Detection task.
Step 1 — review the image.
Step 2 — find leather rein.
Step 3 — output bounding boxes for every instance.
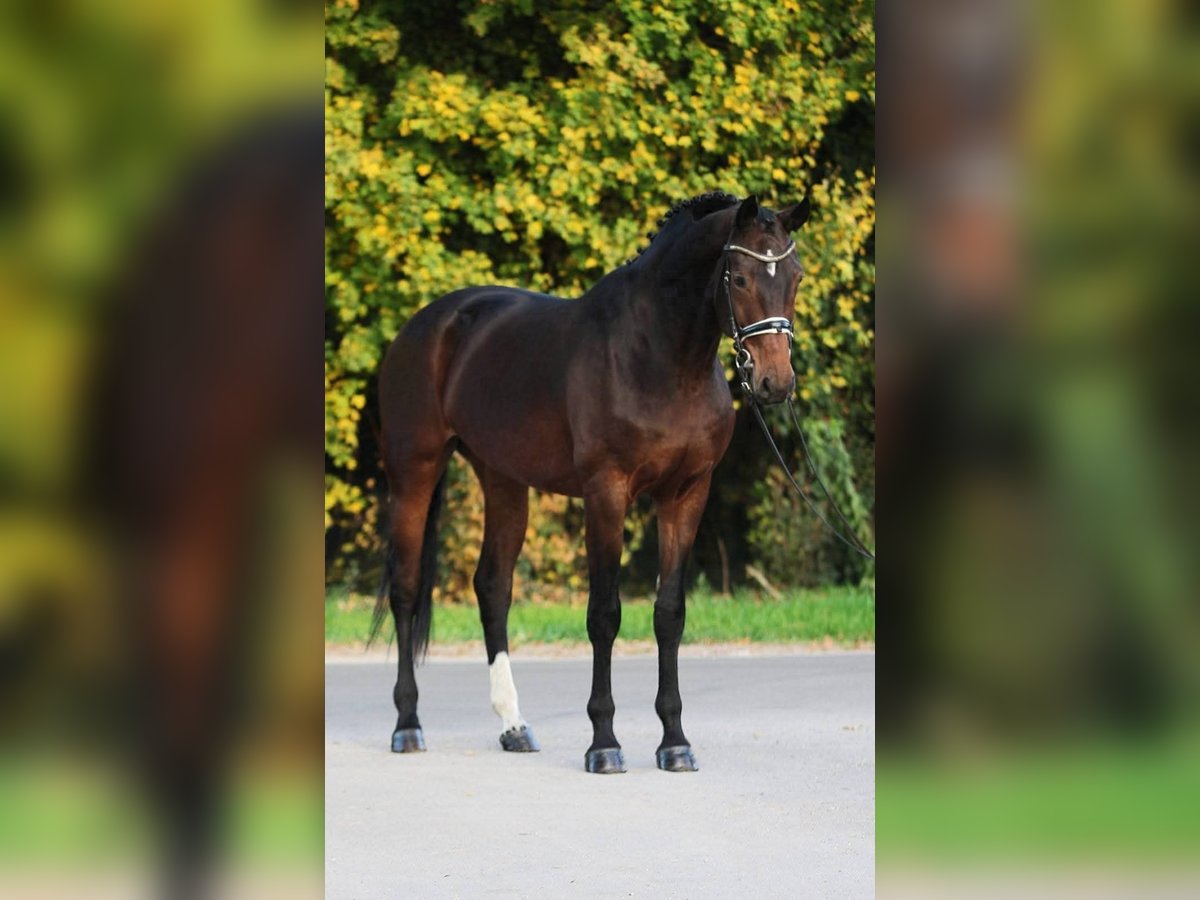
[718,238,877,562]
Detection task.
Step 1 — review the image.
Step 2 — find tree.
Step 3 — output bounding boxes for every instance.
[325,0,875,593]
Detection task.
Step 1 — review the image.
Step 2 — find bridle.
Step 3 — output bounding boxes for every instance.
[720,238,797,396]
[718,232,877,562]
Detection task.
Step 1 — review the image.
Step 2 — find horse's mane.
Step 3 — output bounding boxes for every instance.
[626,190,740,265]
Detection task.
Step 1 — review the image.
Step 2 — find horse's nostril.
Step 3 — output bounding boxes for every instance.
[761,377,772,394]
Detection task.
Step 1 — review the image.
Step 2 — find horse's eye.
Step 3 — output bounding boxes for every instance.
[733,274,747,288]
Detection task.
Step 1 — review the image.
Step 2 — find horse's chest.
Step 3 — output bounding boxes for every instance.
[619,410,730,500]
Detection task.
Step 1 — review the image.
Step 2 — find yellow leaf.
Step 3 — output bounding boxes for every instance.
[416,163,432,177]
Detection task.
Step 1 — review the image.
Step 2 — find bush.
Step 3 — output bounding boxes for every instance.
[325,0,875,593]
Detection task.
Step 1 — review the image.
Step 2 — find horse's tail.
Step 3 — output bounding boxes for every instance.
[369,469,448,659]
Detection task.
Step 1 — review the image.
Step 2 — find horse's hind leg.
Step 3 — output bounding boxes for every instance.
[382,445,452,752]
[471,464,538,751]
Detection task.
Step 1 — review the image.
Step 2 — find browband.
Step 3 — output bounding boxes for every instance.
[722,240,796,263]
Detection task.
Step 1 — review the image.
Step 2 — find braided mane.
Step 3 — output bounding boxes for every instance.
[627,190,740,264]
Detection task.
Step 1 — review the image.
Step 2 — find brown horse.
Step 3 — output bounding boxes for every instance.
[375,191,810,772]
[92,113,321,892]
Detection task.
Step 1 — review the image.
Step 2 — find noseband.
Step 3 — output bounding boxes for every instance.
[721,239,796,395]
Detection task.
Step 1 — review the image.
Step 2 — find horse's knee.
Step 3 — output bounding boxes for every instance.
[586,600,620,643]
[653,599,684,625]
[653,597,685,638]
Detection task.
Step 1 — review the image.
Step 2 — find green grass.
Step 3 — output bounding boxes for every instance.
[0,757,320,865]
[878,736,1200,862]
[325,585,874,647]
[0,758,148,862]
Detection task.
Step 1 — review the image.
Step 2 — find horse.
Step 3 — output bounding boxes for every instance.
[374,190,810,773]
[92,112,322,892]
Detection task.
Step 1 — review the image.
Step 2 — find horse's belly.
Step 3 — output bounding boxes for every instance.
[447,373,580,494]
[441,297,582,492]
[468,421,580,495]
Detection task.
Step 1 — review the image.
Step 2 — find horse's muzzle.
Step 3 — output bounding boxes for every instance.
[755,374,795,405]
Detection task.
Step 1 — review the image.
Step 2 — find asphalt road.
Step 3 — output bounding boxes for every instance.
[326,651,874,898]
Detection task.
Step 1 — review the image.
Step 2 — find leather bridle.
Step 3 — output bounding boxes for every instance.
[720,238,797,396]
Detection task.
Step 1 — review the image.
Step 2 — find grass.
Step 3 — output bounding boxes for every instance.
[325,584,874,647]
[877,735,1200,862]
[0,756,320,865]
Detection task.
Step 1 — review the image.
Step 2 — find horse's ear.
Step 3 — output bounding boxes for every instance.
[735,194,760,228]
[778,196,812,232]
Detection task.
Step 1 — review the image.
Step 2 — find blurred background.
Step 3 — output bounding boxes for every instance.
[879,0,1199,894]
[324,0,876,613]
[7,0,1198,894]
[0,2,321,898]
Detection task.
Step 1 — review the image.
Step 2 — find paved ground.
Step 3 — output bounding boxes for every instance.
[326,651,874,898]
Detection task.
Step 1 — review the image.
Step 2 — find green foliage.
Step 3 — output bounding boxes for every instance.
[747,414,875,586]
[325,0,875,591]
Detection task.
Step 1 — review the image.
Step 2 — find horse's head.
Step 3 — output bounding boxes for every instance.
[716,194,811,405]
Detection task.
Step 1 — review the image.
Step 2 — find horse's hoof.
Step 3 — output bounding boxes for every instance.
[499,725,540,752]
[391,727,426,753]
[584,747,626,774]
[656,745,698,772]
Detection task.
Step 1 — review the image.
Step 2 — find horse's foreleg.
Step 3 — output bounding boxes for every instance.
[652,478,712,772]
[473,470,538,751]
[583,480,628,773]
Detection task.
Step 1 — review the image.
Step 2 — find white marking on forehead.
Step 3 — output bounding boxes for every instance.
[766,261,777,278]
[489,652,525,732]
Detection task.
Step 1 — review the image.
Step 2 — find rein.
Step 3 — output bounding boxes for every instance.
[720,239,877,563]
[746,398,877,561]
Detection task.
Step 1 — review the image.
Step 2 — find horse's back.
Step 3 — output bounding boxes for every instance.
[384,285,571,390]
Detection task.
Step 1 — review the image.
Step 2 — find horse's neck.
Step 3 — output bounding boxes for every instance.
[575,213,730,385]
[629,218,728,375]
